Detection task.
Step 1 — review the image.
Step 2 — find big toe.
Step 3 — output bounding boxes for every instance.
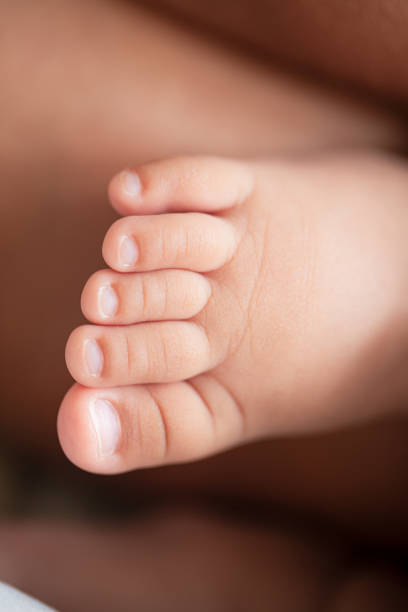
[57,375,245,474]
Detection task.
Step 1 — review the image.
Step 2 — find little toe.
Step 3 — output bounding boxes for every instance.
[81,269,211,325]
[102,212,240,273]
[108,155,254,215]
[57,375,245,474]
[65,321,213,387]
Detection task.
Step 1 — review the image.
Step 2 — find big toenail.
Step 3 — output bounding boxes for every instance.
[120,236,139,267]
[99,285,118,318]
[89,399,121,456]
[121,170,141,197]
[85,339,104,377]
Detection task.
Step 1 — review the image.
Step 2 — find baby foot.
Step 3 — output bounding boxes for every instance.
[58,154,408,473]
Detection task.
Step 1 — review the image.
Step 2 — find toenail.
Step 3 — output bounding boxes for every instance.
[85,339,104,377]
[119,236,139,267]
[89,398,121,456]
[98,285,119,318]
[121,170,142,197]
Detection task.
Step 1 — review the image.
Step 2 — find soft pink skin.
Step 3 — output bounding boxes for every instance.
[65,320,212,387]
[5,0,401,461]
[2,0,408,546]
[81,269,211,325]
[101,212,239,273]
[60,153,408,475]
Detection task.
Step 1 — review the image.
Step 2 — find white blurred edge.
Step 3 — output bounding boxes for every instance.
[0,582,56,611]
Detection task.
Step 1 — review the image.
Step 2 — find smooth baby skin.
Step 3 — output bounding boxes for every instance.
[59,154,408,473]
[2,0,403,459]
[1,0,407,548]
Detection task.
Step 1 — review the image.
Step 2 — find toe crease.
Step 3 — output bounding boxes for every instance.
[187,379,217,438]
[140,276,149,319]
[124,333,132,379]
[190,321,212,365]
[211,373,247,437]
[146,387,169,460]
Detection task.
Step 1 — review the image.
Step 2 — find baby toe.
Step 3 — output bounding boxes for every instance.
[108,155,254,215]
[102,212,239,273]
[65,321,213,387]
[81,269,211,325]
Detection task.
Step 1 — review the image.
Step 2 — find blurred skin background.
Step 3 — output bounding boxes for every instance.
[1,1,408,610]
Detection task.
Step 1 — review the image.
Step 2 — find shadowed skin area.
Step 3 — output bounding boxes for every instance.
[0,509,407,612]
[2,0,402,458]
[145,0,408,103]
[1,1,408,608]
[0,0,405,522]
